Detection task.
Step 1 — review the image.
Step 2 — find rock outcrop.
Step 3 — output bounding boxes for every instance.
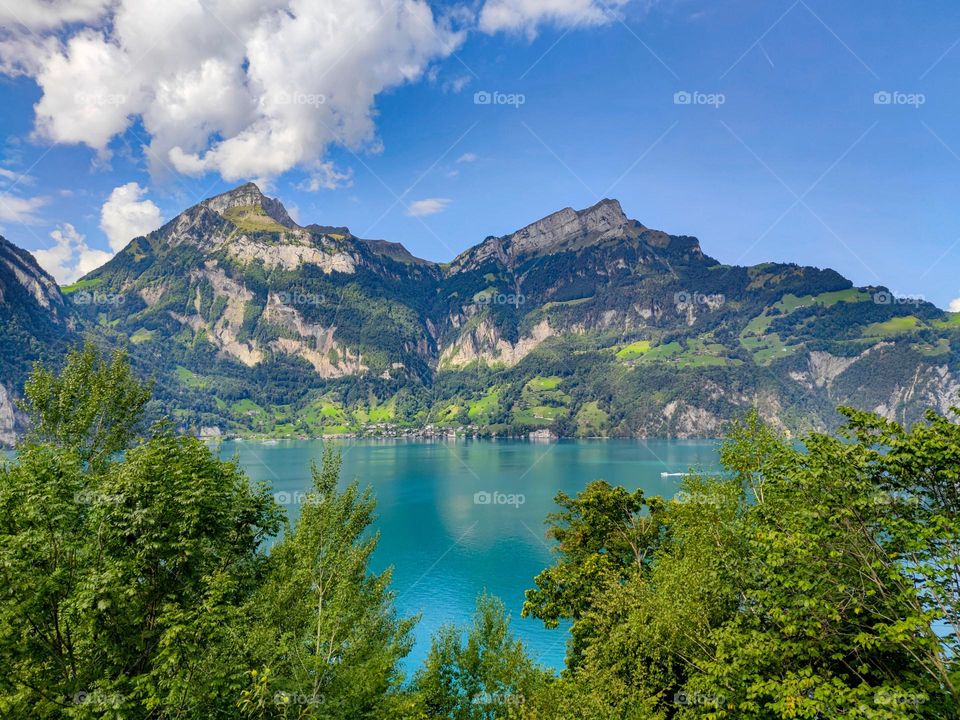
[202,182,298,228]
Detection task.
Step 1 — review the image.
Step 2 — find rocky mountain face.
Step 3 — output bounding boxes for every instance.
[2,183,959,442]
[436,198,711,370]
[448,199,635,272]
[201,182,298,228]
[0,236,74,444]
[77,183,441,384]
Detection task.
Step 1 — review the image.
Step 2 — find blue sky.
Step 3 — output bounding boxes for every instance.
[1,0,959,307]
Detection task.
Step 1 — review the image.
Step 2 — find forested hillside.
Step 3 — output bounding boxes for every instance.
[2,183,959,443]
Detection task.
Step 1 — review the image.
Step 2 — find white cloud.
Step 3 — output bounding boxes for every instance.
[479,0,631,36]
[99,182,162,252]
[33,30,145,150]
[33,183,161,284]
[949,298,960,313]
[407,197,451,217]
[0,193,47,223]
[0,167,24,183]
[1,0,465,181]
[0,0,112,32]
[296,162,354,192]
[0,2,638,183]
[33,223,113,284]
[457,152,478,163]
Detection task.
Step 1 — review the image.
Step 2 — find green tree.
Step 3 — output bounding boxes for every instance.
[413,593,550,719]
[682,410,959,718]
[20,343,152,469]
[0,346,282,718]
[522,481,665,669]
[525,409,960,719]
[241,447,415,719]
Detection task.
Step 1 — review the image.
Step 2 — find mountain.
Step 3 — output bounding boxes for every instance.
[2,182,959,442]
[77,182,441,373]
[436,198,712,369]
[431,200,959,436]
[0,236,75,443]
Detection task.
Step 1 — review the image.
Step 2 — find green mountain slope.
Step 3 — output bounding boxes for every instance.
[429,199,958,437]
[3,183,958,441]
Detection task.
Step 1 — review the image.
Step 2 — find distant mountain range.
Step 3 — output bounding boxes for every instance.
[1,182,958,444]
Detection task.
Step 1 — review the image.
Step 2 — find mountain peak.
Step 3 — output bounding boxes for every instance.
[507,198,631,256]
[202,182,265,211]
[579,198,627,224]
[201,182,298,229]
[360,238,434,266]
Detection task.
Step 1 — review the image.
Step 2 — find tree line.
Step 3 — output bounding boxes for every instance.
[0,345,957,718]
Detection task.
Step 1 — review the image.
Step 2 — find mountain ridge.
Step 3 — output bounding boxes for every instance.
[104,183,843,282]
[1,182,958,443]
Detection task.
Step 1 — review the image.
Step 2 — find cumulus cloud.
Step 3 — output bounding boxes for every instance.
[1,0,466,182]
[0,1,640,183]
[457,152,478,163]
[478,0,632,35]
[949,298,960,313]
[407,197,451,216]
[99,182,162,252]
[33,223,113,284]
[0,193,47,223]
[34,182,165,284]
[33,30,145,149]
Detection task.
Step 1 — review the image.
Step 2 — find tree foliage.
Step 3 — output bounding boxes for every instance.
[523,409,960,719]
[20,343,152,468]
[240,448,415,719]
[413,594,550,720]
[3,346,959,719]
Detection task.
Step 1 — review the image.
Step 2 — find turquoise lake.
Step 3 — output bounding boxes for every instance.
[219,438,724,674]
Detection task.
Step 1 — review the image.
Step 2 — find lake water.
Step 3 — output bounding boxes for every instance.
[219,438,723,674]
